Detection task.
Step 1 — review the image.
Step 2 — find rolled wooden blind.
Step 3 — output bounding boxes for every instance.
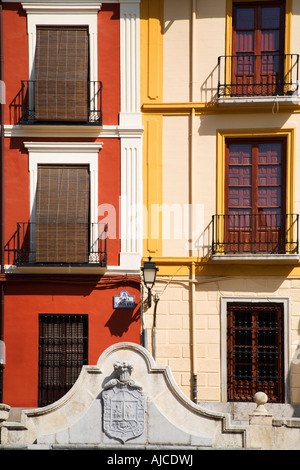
[36,165,90,263]
[35,26,89,122]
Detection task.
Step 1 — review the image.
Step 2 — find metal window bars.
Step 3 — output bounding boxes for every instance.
[21,80,103,125]
[217,54,299,99]
[38,314,88,407]
[212,213,299,255]
[227,302,284,403]
[16,222,107,266]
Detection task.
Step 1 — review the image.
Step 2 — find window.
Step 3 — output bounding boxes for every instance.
[38,314,88,407]
[36,165,90,264]
[18,142,107,268]
[21,3,102,125]
[35,26,89,122]
[232,1,285,96]
[227,302,284,402]
[225,138,287,253]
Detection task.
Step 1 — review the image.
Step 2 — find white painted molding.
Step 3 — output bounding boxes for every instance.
[119,137,143,270]
[3,1,140,4]
[119,2,141,127]
[24,141,101,263]
[4,124,143,138]
[21,2,101,83]
[24,141,103,152]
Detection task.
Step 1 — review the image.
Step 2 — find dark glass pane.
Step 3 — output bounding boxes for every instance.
[229,165,252,186]
[258,187,281,208]
[261,31,279,52]
[258,165,281,186]
[228,144,252,165]
[236,53,254,74]
[261,53,280,74]
[229,188,252,208]
[261,7,281,29]
[236,32,254,52]
[236,8,255,30]
[228,210,251,229]
[258,143,281,164]
[233,308,252,328]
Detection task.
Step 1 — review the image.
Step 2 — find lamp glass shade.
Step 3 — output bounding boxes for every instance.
[143,267,157,287]
[142,257,158,288]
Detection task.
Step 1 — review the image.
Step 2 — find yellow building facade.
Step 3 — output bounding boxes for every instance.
[140,0,300,408]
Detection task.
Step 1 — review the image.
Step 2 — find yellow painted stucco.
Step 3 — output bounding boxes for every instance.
[141,0,300,403]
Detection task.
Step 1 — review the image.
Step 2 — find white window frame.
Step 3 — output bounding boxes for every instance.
[24,141,102,263]
[22,1,101,116]
[22,1,101,82]
[220,297,290,403]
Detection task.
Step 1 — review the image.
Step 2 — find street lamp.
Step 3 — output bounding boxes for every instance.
[141,256,158,307]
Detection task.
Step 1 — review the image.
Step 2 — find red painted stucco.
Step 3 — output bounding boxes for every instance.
[2,3,28,125]
[3,278,141,407]
[1,3,140,407]
[99,3,120,125]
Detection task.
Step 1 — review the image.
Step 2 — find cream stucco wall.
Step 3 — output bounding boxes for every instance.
[142,0,300,405]
[163,0,300,104]
[144,276,300,403]
[162,112,300,258]
[163,0,190,102]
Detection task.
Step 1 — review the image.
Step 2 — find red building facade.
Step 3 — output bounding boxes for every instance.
[0,1,143,408]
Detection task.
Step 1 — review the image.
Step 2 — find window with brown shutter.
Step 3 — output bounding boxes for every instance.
[35,165,90,263]
[35,26,89,122]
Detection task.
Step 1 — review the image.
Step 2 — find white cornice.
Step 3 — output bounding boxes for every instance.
[4,124,143,138]
[23,141,103,152]
[3,0,140,2]
[21,1,102,13]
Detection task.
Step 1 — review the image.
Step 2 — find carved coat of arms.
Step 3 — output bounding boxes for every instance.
[102,361,146,443]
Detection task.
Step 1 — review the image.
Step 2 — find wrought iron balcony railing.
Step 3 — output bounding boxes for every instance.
[212,213,299,256]
[217,54,299,99]
[21,80,103,125]
[16,222,107,267]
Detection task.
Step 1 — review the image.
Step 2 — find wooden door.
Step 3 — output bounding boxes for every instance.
[225,139,286,253]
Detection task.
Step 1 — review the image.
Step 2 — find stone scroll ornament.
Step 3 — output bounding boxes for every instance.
[102,361,146,443]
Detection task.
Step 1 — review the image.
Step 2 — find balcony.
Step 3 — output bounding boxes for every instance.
[217,54,299,106]
[15,222,107,270]
[20,80,103,125]
[212,213,299,261]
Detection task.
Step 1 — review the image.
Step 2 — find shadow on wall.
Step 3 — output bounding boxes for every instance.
[288,317,300,416]
[200,64,219,104]
[105,307,140,337]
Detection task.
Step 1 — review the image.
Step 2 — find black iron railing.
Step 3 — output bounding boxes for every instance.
[212,213,299,255]
[16,222,107,266]
[217,54,299,98]
[21,80,103,125]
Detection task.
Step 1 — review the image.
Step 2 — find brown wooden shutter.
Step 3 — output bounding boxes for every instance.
[36,165,90,263]
[35,26,89,122]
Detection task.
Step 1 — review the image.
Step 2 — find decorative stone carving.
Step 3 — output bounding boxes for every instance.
[253,392,269,415]
[102,361,146,443]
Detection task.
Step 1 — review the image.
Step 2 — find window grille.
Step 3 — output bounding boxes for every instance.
[38,314,88,407]
[227,302,284,402]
